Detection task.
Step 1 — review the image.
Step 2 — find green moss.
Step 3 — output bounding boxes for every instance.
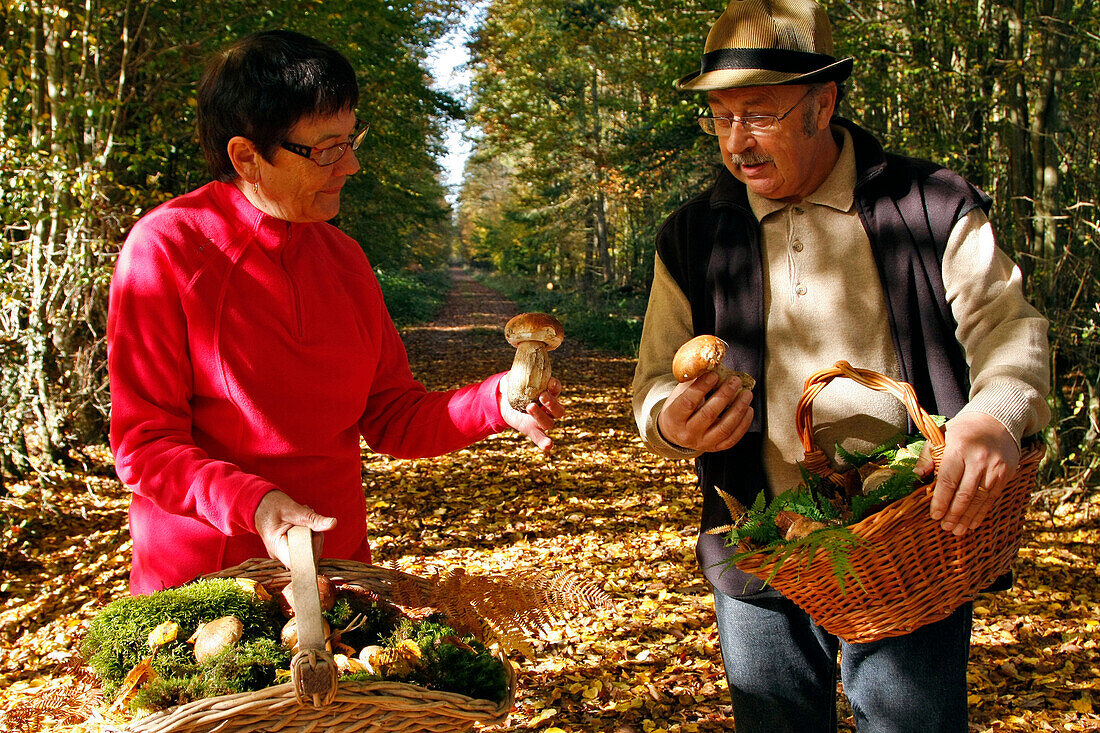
[81,578,283,697]
[83,580,506,713]
[338,671,385,683]
[129,637,289,714]
[386,616,508,704]
[326,595,356,627]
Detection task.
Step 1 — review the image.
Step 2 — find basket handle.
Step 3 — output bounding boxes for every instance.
[795,361,946,485]
[287,525,337,707]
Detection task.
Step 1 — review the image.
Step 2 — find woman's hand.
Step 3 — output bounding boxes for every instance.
[657,371,754,453]
[916,411,1021,536]
[499,375,565,452]
[253,490,337,568]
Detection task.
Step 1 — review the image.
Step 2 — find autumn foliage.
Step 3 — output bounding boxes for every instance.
[0,273,1096,732]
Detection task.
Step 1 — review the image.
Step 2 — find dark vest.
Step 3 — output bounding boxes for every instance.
[657,119,992,597]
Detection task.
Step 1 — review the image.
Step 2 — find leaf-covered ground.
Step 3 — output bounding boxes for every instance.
[1,270,1097,732]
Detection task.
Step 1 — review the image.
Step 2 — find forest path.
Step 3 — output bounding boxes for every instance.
[0,270,1096,732]
[367,268,733,729]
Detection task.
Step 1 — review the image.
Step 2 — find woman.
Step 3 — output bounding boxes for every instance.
[107,30,563,594]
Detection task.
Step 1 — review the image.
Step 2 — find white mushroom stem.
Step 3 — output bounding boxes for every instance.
[709,363,737,382]
[507,340,552,411]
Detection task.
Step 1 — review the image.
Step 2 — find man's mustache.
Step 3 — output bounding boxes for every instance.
[729,152,773,166]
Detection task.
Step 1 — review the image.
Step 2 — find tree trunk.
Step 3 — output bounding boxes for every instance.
[593,188,612,285]
[589,66,613,285]
[583,207,595,295]
[1000,0,1035,273]
[1030,2,1065,264]
[24,5,63,463]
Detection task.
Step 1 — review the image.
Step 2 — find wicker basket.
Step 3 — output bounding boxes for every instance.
[734,361,1044,644]
[123,527,515,733]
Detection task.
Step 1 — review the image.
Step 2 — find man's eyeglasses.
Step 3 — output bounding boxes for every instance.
[698,87,817,136]
[281,119,370,166]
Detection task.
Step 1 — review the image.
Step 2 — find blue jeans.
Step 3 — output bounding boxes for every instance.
[712,587,972,732]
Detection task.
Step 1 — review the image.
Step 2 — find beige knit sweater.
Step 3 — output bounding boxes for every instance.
[632,127,1050,497]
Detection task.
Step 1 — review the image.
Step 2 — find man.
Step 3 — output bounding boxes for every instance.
[631,1,1050,731]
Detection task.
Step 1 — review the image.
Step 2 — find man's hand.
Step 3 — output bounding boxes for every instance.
[657,372,754,453]
[916,411,1020,536]
[253,490,337,568]
[499,375,565,452]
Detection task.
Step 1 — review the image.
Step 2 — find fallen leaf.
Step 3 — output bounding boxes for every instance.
[109,656,158,712]
[147,620,179,650]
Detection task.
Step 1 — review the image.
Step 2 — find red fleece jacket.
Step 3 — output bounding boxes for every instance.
[108,181,507,594]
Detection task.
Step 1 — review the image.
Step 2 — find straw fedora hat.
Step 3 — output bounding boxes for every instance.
[676,0,854,91]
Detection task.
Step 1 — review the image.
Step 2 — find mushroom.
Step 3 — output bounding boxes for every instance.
[861,466,898,494]
[280,618,298,649]
[504,312,564,411]
[358,644,384,674]
[234,577,273,601]
[278,574,336,617]
[775,510,828,541]
[334,653,368,675]
[280,616,333,654]
[672,335,755,391]
[192,615,244,663]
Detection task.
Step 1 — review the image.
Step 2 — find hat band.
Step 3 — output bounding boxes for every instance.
[699,48,838,75]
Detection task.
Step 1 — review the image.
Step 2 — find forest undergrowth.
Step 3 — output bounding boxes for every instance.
[0,270,1096,732]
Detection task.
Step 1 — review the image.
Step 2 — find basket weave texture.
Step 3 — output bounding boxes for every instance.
[734,361,1044,644]
[123,556,515,733]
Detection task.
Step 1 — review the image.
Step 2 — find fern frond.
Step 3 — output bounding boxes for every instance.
[387,572,431,609]
[834,442,873,468]
[2,663,102,731]
[383,567,612,657]
[713,486,747,524]
[735,527,868,594]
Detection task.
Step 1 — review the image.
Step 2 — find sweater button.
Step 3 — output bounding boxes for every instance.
[792,240,804,252]
[795,285,807,296]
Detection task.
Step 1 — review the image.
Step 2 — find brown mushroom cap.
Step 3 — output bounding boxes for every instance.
[672,335,728,382]
[505,312,564,350]
[193,615,244,663]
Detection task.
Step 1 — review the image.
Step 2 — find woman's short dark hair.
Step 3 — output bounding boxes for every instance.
[197,30,359,181]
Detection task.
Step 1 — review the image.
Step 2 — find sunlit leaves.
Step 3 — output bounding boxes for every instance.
[460,0,717,286]
[0,259,1097,733]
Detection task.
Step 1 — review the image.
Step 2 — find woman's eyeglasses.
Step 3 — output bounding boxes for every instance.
[281,119,370,166]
